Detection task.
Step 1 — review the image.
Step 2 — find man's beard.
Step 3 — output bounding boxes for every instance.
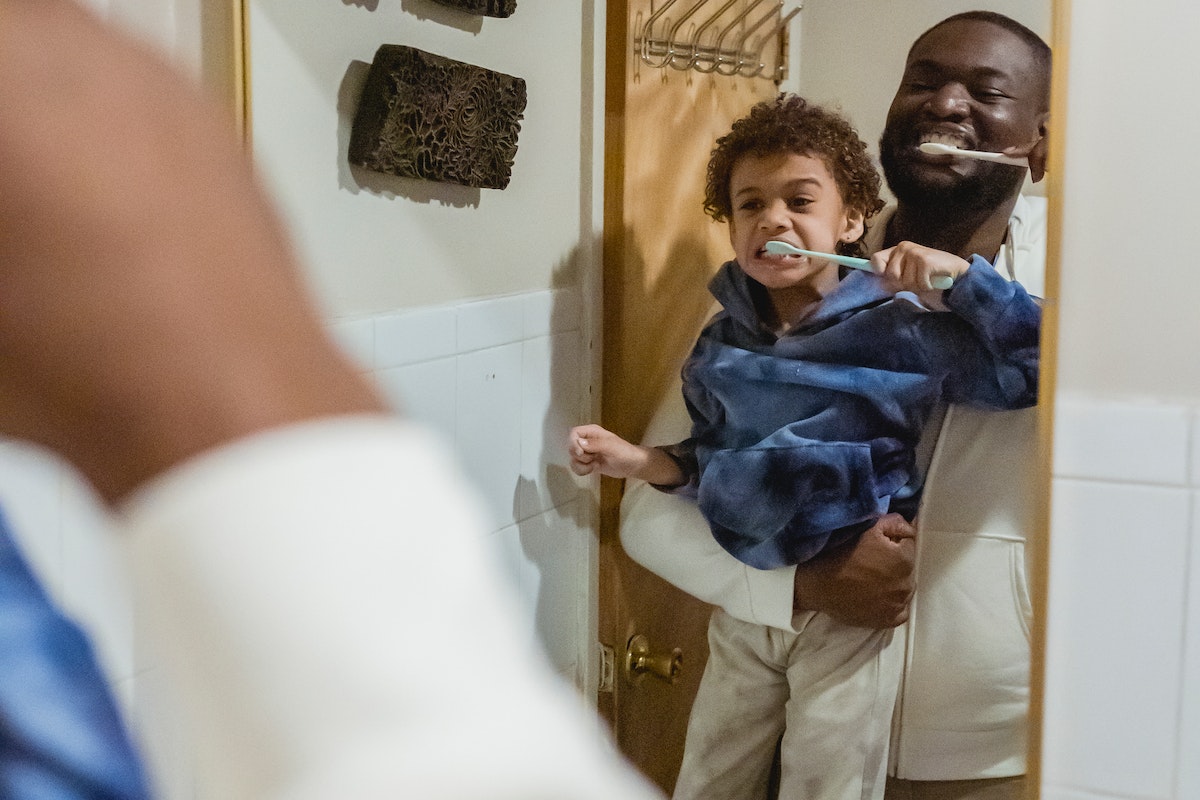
[879,130,1026,215]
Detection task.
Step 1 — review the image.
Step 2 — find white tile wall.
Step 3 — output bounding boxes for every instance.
[1180,492,1200,800]
[331,287,597,688]
[1043,394,1200,800]
[1052,397,1190,485]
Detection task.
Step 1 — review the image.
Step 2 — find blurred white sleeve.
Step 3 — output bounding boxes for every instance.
[619,386,799,632]
[620,482,798,632]
[119,416,662,800]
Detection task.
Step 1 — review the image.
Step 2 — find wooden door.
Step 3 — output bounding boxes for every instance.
[599,0,786,793]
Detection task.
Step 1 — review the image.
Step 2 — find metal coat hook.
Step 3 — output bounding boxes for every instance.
[734,5,801,79]
[638,0,687,69]
[680,0,741,71]
[634,0,800,81]
[714,0,775,76]
[659,0,712,70]
[693,0,766,75]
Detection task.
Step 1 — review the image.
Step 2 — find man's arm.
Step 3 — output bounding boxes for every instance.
[620,379,916,631]
[622,483,915,631]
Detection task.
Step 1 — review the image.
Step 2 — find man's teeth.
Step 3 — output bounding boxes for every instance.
[921,133,970,148]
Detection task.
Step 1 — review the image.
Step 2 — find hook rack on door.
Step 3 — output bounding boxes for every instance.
[633,0,800,81]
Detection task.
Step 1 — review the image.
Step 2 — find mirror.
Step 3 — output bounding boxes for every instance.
[606,0,1057,796]
[204,0,1060,796]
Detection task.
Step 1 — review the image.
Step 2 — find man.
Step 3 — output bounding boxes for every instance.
[0,2,664,798]
[620,12,1050,800]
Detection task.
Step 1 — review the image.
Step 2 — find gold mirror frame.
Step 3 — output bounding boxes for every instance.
[202,0,249,141]
[210,0,1071,793]
[1029,0,1070,792]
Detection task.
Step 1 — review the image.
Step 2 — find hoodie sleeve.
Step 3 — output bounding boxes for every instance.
[930,255,1042,410]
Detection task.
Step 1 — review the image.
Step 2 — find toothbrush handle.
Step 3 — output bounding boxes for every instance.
[762,243,954,289]
[841,257,954,290]
[979,153,1030,168]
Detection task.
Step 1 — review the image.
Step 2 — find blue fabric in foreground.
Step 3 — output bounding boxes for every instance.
[0,508,152,800]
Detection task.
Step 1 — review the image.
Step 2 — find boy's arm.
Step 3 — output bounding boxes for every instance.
[936,257,1042,409]
[872,242,1040,409]
[568,424,686,486]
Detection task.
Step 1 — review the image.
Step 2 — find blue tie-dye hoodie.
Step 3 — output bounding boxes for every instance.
[674,256,1040,569]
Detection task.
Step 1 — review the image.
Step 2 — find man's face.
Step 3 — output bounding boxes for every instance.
[879,19,1048,211]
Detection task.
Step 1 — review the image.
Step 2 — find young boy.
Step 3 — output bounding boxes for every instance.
[569,95,1040,800]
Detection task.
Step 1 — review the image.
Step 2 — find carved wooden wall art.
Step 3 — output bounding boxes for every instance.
[429,0,516,17]
[349,45,527,190]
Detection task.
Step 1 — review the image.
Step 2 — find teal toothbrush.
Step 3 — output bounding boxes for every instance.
[763,240,953,290]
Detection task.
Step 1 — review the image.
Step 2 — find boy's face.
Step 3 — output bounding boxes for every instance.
[728,151,864,293]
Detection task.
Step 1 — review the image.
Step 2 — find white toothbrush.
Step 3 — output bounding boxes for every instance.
[918,141,1029,168]
[764,240,953,290]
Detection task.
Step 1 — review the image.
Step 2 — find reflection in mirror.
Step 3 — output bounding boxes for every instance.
[605,1,1054,797]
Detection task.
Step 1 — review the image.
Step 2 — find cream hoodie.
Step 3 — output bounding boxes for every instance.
[620,195,1047,779]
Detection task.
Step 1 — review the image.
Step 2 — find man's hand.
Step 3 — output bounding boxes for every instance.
[793,514,916,628]
[1002,131,1049,183]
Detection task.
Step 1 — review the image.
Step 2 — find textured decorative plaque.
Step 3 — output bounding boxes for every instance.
[348,45,527,190]
[429,0,516,17]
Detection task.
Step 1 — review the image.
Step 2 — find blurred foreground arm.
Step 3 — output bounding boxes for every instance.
[0,3,661,797]
[0,0,385,503]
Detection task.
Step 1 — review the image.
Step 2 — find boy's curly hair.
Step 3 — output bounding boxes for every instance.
[704,94,884,255]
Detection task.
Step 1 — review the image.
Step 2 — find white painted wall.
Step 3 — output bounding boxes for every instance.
[1053,1,1200,403]
[1042,1,1200,798]
[246,1,603,317]
[239,0,606,696]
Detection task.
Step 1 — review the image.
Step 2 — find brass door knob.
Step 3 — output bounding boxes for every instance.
[624,633,683,685]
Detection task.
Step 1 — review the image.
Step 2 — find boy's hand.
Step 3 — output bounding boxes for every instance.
[870,242,971,310]
[568,424,647,479]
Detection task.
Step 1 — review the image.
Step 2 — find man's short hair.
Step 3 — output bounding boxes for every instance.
[911,11,1051,108]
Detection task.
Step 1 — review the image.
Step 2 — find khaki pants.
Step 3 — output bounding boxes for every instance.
[673,609,901,800]
[884,776,1025,800]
